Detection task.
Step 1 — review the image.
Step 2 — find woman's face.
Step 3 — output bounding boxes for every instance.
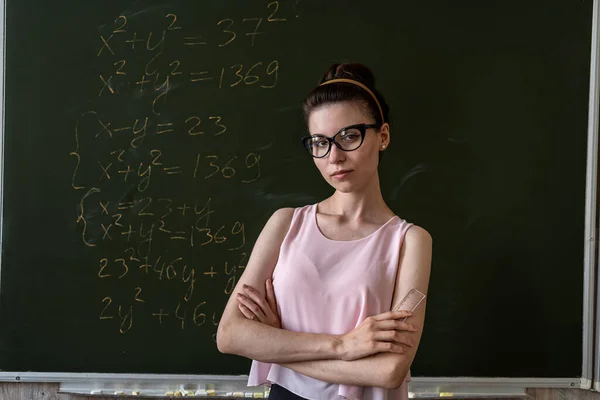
[307,102,389,193]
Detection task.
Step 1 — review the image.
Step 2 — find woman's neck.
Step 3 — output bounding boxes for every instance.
[324,174,392,223]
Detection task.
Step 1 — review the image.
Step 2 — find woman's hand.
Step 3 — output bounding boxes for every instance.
[337,311,418,361]
[236,279,281,329]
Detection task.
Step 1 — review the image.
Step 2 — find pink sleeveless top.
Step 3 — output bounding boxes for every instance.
[248,204,414,400]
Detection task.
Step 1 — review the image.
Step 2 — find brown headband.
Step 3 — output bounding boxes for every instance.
[319,78,385,123]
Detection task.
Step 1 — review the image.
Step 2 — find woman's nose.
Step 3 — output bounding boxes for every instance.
[328,143,345,163]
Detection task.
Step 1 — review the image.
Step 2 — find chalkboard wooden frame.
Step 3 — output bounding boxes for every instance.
[0,0,598,396]
[583,0,600,392]
[591,0,600,392]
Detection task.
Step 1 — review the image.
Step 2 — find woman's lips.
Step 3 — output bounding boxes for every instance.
[331,170,353,180]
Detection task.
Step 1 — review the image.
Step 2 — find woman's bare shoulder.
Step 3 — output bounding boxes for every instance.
[264,207,295,237]
[405,225,432,246]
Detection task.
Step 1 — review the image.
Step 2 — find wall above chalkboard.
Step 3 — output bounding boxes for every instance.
[0,0,593,380]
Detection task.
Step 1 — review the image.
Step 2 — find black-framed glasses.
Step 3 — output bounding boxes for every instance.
[301,123,379,158]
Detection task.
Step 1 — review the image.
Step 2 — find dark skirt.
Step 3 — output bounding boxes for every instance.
[268,384,308,399]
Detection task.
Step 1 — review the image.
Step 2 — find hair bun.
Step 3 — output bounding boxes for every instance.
[320,63,376,88]
[306,62,389,126]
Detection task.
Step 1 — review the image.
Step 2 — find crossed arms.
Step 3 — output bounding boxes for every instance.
[217,208,432,389]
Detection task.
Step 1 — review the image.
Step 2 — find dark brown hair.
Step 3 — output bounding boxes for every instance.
[303,63,390,126]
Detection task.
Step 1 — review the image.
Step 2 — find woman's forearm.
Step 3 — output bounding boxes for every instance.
[217,317,342,363]
[220,316,408,388]
[280,353,407,389]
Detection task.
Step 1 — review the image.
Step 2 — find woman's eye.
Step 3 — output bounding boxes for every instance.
[341,134,359,141]
[313,139,328,147]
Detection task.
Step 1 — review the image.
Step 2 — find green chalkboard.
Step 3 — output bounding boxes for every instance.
[0,0,592,378]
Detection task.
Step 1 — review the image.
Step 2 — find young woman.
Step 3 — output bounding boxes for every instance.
[217,63,432,400]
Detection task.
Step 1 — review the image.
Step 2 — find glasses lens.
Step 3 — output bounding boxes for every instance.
[305,135,330,158]
[334,128,363,151]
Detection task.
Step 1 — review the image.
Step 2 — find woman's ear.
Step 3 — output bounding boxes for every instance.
[379,123,391,150]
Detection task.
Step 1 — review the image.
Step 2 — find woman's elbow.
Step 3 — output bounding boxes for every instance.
[382,362,410,390]
[216,320,236,354]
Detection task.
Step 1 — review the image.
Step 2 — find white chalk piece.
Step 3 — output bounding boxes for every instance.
[90,390,102,395]
[245,393,254,398]
[195,389,208,396]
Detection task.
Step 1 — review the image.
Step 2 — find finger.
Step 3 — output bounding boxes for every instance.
[243,283,278,323]
[373,310,413,321]
[238,303,256,320]
[242,284,270,315]
[374,331,415,347]
[237,293,267,321]
[376,320,419,332]
[266,279,278,313]
[376,341,408,354]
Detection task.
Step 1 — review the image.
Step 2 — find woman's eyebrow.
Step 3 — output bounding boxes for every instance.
[310,128,343,138]
[310,123,364,137]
